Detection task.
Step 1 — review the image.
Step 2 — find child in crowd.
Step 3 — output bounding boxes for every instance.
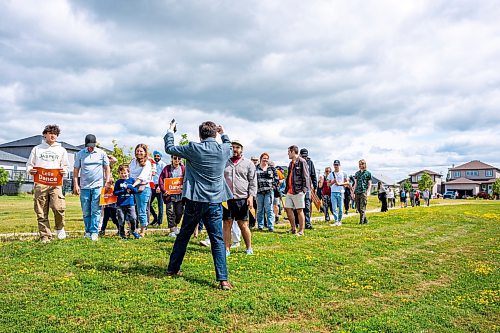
[113,164,141,240]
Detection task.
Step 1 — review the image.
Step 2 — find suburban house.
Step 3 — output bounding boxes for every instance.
[371,173,396,193]
[0,135,81,194]
[445,160,500,197]
[408,169,443,194]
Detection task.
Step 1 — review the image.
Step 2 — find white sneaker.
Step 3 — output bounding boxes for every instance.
[90,233,99,241]
[84,232,91,239]
[56,229,67,240]
[168,232,177,238]
[172,227,180,235]
[230,242,240,249]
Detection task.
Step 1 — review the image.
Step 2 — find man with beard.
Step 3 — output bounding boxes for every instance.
[223,141,257,256]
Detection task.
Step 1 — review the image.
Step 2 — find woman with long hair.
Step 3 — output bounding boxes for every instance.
[130,143,153,237]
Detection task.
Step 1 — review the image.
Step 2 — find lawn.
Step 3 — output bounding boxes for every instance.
[0,197,498,332]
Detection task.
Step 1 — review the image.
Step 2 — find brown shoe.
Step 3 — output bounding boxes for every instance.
[166,271,183,277]
[219,281,233,290]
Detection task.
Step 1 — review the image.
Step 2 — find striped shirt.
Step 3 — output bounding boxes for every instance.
[256,164,279,194]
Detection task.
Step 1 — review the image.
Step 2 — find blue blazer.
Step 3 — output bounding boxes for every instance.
[164,131,233,203]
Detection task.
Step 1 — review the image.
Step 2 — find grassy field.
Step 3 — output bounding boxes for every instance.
[0,197,498,332]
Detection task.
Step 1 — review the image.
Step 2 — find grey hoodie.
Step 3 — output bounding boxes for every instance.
[224,157,257,199]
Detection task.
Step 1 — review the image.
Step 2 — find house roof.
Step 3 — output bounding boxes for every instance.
[372,173,396,186]
[445,177,480,185]
[0,135,81,152]
[449,160,499,171]
[408,169,442,176]
[0,150,28,163]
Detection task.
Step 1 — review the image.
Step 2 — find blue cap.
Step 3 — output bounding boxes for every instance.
[153,150,162,157]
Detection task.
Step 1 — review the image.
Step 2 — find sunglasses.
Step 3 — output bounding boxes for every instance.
[172,157,181,160]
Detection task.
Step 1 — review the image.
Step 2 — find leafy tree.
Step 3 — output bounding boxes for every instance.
[493,178,500,199]
[109,140,133,180]
[418,173,434,192]
[402,179,412,192]
[0,167,9,195]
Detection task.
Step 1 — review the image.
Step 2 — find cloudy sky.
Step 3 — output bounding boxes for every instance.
[1,0,499,180]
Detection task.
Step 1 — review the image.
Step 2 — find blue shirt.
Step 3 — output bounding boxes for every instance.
[163,131,233,203]
[74,147,109,189]
[153,159,167,184]
[114,178,137,206]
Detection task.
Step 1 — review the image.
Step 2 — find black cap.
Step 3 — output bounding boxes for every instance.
[85,134,97,147]
[299,148,308,156]
[333,160,340,165]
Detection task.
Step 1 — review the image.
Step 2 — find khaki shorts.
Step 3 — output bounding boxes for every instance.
[285,192,306,209]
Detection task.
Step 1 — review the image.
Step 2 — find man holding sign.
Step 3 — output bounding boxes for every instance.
[158,155,185,237]
[26,125,70,243]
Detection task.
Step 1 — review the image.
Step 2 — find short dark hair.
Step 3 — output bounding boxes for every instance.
[118,164,130,172]
[199,121,217,140]
[42,124,60,136]
[288,145,298,154]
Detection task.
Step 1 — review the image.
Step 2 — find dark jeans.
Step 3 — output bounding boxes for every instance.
[150,186,164,225]
[322,194,333,220]
[304,191,312,228]
[116,205,137,237]
[167,200,227,281]
[355,193,368,224]
[379,192,388,212]
[344,195,351,213]
[166,200,184,228]
[101,206,118,232]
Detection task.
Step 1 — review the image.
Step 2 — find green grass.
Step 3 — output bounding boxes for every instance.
[0,197,498,332]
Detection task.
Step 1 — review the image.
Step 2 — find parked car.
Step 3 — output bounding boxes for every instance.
[443,191,456,199]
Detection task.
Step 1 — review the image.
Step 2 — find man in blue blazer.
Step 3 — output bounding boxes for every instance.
[164,120,234,290]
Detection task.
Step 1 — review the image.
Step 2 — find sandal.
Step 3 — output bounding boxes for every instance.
[219,281,233,290]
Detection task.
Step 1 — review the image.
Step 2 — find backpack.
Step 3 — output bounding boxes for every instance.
[400,190,406,198]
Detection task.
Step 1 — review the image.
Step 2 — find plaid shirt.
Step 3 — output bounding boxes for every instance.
[256,165,279,194]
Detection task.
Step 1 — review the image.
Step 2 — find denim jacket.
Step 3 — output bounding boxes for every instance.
[164,131,233,203]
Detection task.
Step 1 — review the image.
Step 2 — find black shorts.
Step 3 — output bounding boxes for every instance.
[223,198,249,221]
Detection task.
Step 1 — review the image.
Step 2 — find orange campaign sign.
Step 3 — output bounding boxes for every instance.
[33,167,63,186]
[99,187,118,206]
[164,177,183,195]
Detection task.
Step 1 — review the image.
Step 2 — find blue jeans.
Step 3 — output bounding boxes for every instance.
[331,192,343,222]
[134,187,151,227]
[167,199,227,281]
[80,188,102,234]
[256,191,274,230]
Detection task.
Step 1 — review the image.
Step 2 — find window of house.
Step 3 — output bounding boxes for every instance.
[485,170,493,177]
[453,171,461,178]
[465,170,478,177]
[417,175,422,181]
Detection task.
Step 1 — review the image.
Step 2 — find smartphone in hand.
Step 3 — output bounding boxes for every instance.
[171,118,177,133]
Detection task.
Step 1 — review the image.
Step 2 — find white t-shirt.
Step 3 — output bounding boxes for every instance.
[327,171,346,193]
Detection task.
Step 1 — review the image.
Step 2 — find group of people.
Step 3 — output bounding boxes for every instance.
[398,188,431,208]
[26,122,374,289]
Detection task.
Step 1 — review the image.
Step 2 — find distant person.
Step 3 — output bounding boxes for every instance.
[284,145,310,236]
[149,151,167,227]
[164,120,233,290]
[409,189,415,207]
[344,177,353,215]
[400,188,407,208]
[113,164,141,239]
[26,124,70,243]
[158,155,186,238]
[353,159,372,225]
[73,134,111,241]
[318,167,333,222]
[255,152,279,232]
[223,140,256,256]
[378,181,388,212]
[423,189,430,206]
[129,144,153,237]
[327,160,348,226]
[298,148,317,230]
[387,188,394,208]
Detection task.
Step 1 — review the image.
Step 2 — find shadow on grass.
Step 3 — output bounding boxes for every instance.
[73,260,216,288]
